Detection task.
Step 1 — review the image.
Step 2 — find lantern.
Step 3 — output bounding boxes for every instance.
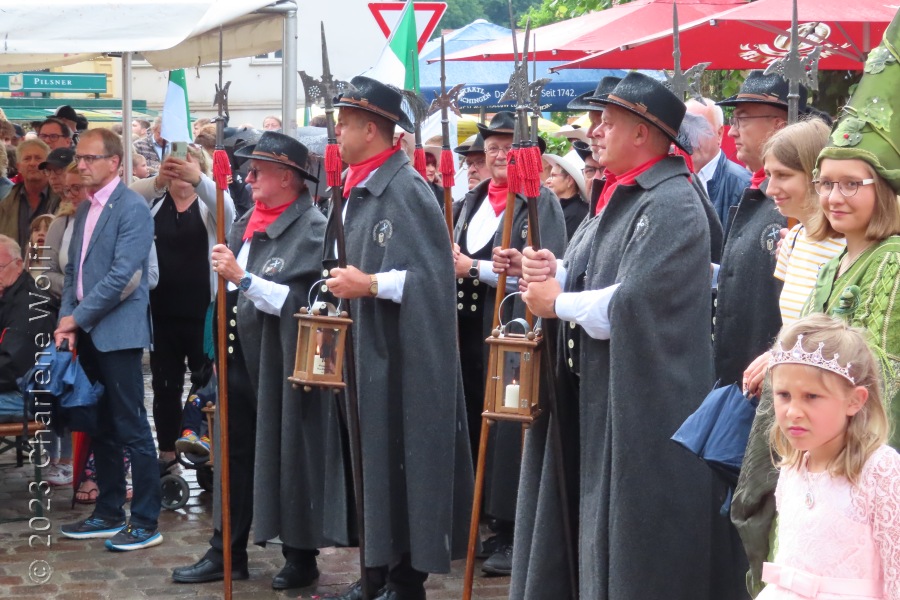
[289,291,351,391]
[483,317,543,424]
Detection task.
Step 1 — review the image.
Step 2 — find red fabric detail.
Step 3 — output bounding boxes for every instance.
[325,144,343,188]
[672,146,695,175]
[487,180,509,216]
[11,174,22,185]
[439,149,455,188]
[212,150,232,190]
[242,200,292,241]
[750,168,766,190]
[522,146,542,198]
[413,147,427,179]
[342,140,402,198]
[505,148,520,196]
[594,155,665,215]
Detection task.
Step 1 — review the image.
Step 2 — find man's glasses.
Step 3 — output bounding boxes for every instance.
[813,179,876,198]
[247,165,287,179]
[485,145,513,156]
[39,133,69,142]
[75,154,113,164]
[63,185,84,196]
[728,115,782,129]
[465,158,485,169]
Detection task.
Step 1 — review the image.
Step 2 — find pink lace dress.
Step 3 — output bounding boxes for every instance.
[758,446,900,600]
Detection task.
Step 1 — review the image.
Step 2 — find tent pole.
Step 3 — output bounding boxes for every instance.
[283,6,298,136]
[122,52,133,182]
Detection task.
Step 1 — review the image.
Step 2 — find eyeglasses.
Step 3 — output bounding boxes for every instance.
[0,259,17,271]
[728,115,782,129]
[583,167,599,178]
[547,172,564,179]
[75,154,113,164]
[39,133,69,142]
[465,158,485,168]
[247,165,287,179]
[813,179,876,198]
[63,185,84,196]
[485,145,513,156]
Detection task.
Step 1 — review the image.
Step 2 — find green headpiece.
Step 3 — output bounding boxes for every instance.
[817,8,900,193]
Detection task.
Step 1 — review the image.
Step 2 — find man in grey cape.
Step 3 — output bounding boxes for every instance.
[520,72,718,599]
[172,132,348,589]
[323,76,474,600]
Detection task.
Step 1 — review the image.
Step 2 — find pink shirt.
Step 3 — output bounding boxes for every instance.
[76,176,120,301]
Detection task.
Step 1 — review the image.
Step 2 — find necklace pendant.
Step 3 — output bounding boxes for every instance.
[805,491,815,509]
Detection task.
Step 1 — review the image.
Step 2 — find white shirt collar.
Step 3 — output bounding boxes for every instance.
[696,149,722,191]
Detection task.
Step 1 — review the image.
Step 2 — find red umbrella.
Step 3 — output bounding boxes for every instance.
[553,0,895,71]
[440,0,744,64]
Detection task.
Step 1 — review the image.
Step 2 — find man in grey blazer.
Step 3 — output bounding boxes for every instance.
[56,128,162,551]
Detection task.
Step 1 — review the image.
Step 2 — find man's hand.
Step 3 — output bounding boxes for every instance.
[326,266,372,299]
[453,243,474,279]
[522,278,562,318]
[54,315,78,349]
[522,247,557,283]
[493,247,523,278]
[211,244,242,285]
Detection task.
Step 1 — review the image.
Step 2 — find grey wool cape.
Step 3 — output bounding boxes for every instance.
[212,191,351,550]
[453,180,567,522]
[511,157,718,599]
[326,150,475,574]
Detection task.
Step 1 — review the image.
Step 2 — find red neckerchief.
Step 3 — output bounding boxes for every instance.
[672,146,695,175]
[343,139,402,198]
[243,200,292,241]
[750,168,766,190]
[594,155,665,215]
[487,180,509,216]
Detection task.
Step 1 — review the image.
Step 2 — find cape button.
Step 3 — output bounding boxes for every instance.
[568,339,575,349]
[228,346,234,354]
[569,321,576,329]
[472,293,478,300]
[457,303,464,310]
[458,291,464,298]
[470,305,477,311]
[473,280,479,286]
[230,319,236,327]
[458,278,464,284]
[228,333,235,341]
[568,357,574,368]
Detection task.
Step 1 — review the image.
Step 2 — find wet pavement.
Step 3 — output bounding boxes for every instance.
[0,356,510,599]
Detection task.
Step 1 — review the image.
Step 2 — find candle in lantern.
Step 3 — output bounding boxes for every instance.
[504,380,520,408]
[313,346,326,375]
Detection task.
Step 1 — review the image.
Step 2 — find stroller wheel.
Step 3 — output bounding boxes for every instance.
[196,466,214,493]
[160,474,190,510]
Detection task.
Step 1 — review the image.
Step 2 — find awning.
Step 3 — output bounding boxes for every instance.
[0,107,158,123]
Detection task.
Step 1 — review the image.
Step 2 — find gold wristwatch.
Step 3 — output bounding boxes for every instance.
[368,274,379,296]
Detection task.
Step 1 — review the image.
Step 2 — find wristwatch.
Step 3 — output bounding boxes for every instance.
[238,272,253,292]
[368,274,379,297]
[468,259,480,279]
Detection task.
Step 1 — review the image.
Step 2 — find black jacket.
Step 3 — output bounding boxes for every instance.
[0,271,56,392]
[707,152,752,237]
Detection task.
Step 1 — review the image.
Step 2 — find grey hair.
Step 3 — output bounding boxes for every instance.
[0,234,21,260]
[676,112,715,155]
[686,98,724,130]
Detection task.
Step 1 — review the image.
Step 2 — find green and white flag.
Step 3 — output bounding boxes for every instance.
[363,0,419,92]
[160,69,192,144]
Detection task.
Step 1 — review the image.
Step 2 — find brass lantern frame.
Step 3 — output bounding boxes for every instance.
[289,281,352,391]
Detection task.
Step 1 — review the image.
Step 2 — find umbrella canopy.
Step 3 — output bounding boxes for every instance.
[442,0,744,64]
[554,0,896,71]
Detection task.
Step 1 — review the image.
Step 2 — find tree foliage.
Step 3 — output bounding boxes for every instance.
[523,0,620,27]
[439,0,539,33]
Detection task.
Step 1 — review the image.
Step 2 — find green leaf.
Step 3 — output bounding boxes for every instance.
[865,45,897,75]
[831,117,866,147]
[859,96,892,132]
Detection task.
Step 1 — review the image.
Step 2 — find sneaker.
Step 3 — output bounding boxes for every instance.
[104,523,163,551]
[175,431,210,457]
[45,464,74,486]
[60,515,126,539]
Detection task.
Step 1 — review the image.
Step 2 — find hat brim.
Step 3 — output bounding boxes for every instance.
[566,91,606,112]
[543,153,587,201]
[591,96,680,145]
[38,160,68,170]
[716,95,790,111]
[333,99,415,134]
[476,123,515,139]
[234,144,320,183]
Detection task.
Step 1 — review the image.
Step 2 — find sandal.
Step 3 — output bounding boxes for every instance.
[75,479,99,504]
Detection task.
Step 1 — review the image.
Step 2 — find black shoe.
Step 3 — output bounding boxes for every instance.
[375,586,425,600]
[271,560,319,589]
[475,533,510,559]
[481,541,513,576]
[172,557,249,583]
[318,579,385,600]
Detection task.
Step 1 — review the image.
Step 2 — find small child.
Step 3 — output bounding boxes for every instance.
[174,389,214,461]
[760,314,900,599]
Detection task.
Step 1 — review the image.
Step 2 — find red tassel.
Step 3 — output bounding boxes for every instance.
[414,147,427,179]
[325,143,342,188]
[212,149,232,190]
[522,146,542,198]
[439,149,455,188]
[506,148,520,195]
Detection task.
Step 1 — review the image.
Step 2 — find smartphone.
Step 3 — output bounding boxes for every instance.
[170,141,188,160]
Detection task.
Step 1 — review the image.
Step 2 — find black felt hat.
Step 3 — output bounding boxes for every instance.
[476,111,516,139]
[572,140,592,162]
[234,131,318,183]
[717,70,806,112]
[39,147,75,170]
[454,133,484,155]
[54,105,78,123]
[565,76,622,111]
[333,75,414,133]
[592,72,685,143]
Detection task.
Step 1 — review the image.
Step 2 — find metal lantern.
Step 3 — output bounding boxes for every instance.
[483,305,543,424]
[289,281,352,391]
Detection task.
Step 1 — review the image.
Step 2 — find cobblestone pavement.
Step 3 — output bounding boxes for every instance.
[0,357,510,599]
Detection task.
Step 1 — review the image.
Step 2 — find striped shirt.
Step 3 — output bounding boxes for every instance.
[774,224,845,324]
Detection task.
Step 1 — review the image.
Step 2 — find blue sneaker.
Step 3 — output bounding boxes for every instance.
[104,522,163,551]
[60,515,126,539]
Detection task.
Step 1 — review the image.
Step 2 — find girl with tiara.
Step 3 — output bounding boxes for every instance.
[760,313,900,599]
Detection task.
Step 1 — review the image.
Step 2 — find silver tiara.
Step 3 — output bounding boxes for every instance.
[769,334,855,384]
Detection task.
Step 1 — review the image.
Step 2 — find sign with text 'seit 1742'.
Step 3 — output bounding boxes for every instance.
[0,72,107,93]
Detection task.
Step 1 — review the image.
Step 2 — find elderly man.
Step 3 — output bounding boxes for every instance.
[451,111,567,577]
[686,98,751,233]
[172,132,342,589]
[133,116,165,175]
[322,75,474,600]
[454,134,488,192]
[0,139,59,253]
[39,147,75,198]
[519,72,717,599]
[36,118,74,151]
[56,128,160,551]
[0,235,55,422]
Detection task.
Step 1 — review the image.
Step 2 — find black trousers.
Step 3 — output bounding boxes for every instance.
[361,553,427,600]
[149,314,207,451]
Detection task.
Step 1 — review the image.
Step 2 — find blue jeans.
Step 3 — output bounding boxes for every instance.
[0,390,26,423]
[77,331,161,530]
